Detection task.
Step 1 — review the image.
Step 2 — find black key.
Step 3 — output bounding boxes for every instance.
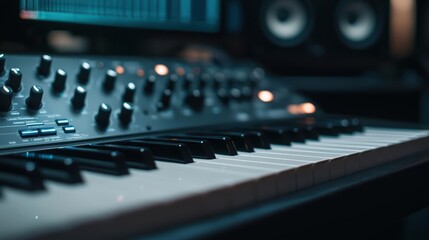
[0,157,44,191]
[84,144,157,170]
[268,126,307,143]
[148,137,216,159]
[41,147,129,175]
[163,134,237,156]
[233,130,271,149]
[189,132,254,152]
[114,140,194,164]
[9,152,83,184]
[249,127,292,145]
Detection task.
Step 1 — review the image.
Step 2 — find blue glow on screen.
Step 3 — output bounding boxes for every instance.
[20,0,221,32]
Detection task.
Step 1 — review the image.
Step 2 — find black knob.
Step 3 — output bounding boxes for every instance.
[185,89,205,111]
[71,86,87,109]
[214,73,226,89]
[103,69,117,91]
[119,102,134,125]
[52,69,67,92]
[0,54,5,76]
[123,82,136,102]
[6,68,22,92]
[37,55,52,77]
[26,85,44,109]
[157,89,172,110]
[199,73,211,89]
[144,74,156,94]
[77,62,91,84]
[95,103,112,128]
[167,74,178,90]
[184,73,195,90]
[0,85,13,111]
[217,88,229,105]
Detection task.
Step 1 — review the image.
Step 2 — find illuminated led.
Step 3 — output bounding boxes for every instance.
[115,66,125,75]
[288,102,316,115]
[136,68,145,77]
[258,90,274,103]
[154,64,169,76]
[176,67,186,76]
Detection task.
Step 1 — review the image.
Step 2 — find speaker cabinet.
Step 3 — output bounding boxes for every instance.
[244,0,391,74]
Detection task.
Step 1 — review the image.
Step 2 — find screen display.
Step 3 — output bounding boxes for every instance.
[20,0,221,32]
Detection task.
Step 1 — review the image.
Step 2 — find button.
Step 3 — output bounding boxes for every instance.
[19,129,39,138]
[56,119,69,126]
[63,126,76,133]
[39,127,57,136]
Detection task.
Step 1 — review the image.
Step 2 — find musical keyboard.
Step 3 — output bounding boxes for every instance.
[0,119,428,239]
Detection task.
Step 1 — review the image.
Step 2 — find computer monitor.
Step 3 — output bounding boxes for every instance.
[20,0,221,32]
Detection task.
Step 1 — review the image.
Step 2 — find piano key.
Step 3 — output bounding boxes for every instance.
[233,130,271,149]
[114,140,194,164]
[82,144,157,170]
[163,135,238,155]
[147,137,216,159]
[40,147,129,175]
[8,152,83,184]
[188,132,255,152]
[249,127,293,145]
[263,126,307,143]
[0,158,44,191]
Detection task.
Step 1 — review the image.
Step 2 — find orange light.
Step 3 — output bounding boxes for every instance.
[154,64,169,76]
[136,68,145,77]
[176,67,186,76]
[288,102,316,115]
[115,66,125,75]
[258,90,274,103]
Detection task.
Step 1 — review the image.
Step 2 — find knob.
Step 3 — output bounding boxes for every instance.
[95,103,112,128]
[119,102,134,125]
[71,86,87,109]
[37,55,52,77]
[144,74,156,94]
[184,73,195,90]
[0,85,13,111]
[199,73,211,89]
[167,74,178,90]
[123,82,136,102]
[52,69,67,92]
[103,69,117,91]
[0,54,5,76]
[214,73,226,89]
[185,89,205,111]
[217,88,229,105]
[6,68,22,92]
[77,62,91,84]
[26,85,44,109]
[157,89,172,110]
[241,86,253,100]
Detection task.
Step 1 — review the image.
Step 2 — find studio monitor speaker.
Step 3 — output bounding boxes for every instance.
[243,0,410,74]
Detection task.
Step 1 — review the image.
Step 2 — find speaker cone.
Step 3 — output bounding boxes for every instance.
[336,0,382,49]
[261,0,312,47]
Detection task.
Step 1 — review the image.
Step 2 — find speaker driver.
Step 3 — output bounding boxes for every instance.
[336,0,382,49]
[261,0,312,47]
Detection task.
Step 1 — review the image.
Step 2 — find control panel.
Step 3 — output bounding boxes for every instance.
[0,54,313,154]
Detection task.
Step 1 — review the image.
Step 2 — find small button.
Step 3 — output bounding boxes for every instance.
[19,129,39,138]
[56,119,69,126]
[39,127,57,136]
[63,126,76,133]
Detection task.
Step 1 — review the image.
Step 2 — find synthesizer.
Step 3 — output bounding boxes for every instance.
[0,54,428,239]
